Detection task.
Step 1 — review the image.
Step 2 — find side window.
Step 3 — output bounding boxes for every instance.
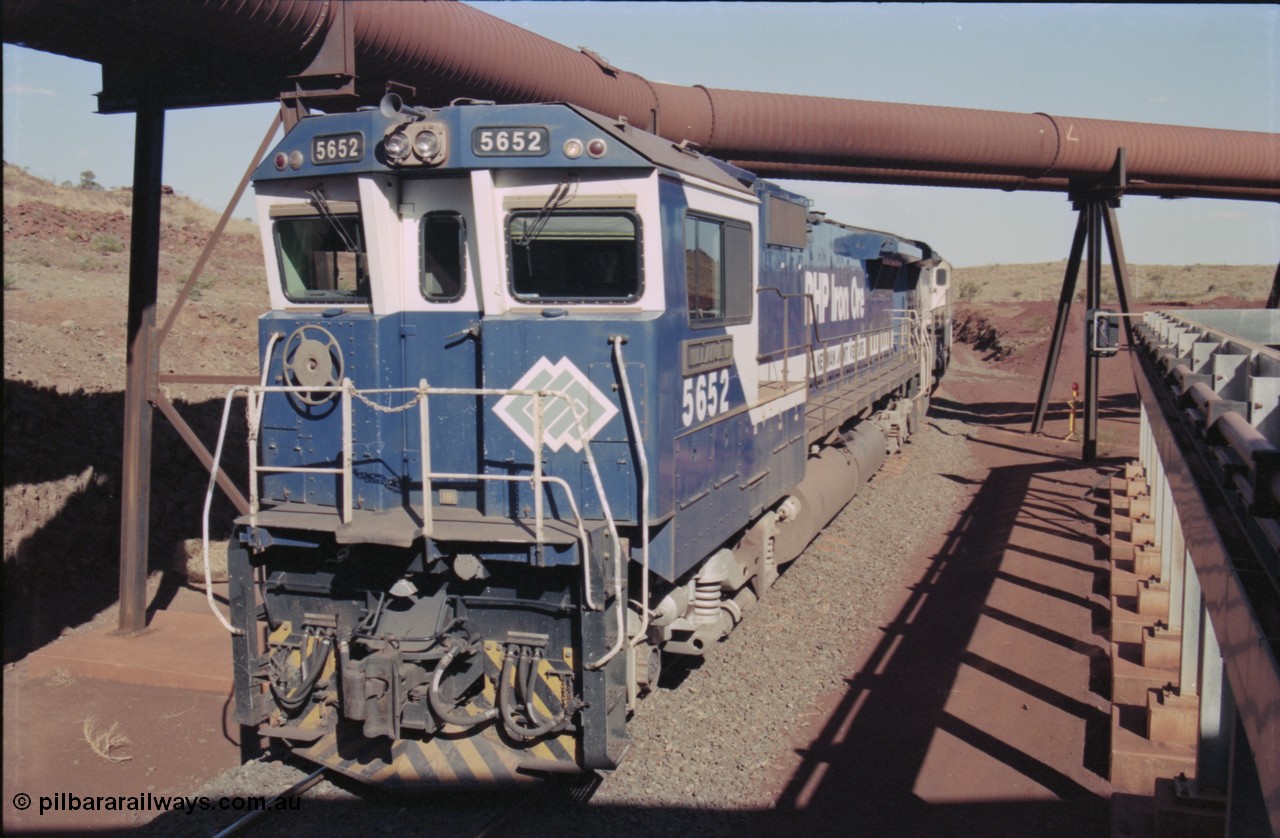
[685,213,752,326]
[507,211,640,302]
[867,258,900,292]
[273,210,369,303]
[935,268,949,287]
[421,212,465,301]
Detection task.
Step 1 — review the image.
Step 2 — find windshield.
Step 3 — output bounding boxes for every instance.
[507,211,640,302]
[274,213,369,303]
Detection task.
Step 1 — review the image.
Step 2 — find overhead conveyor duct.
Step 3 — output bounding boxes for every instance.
[4,0,1278,199]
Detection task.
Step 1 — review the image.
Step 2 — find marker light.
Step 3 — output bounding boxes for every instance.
[288,150,304,170]
[587,138,608,158]
[563,139,584,159]
[385,131,411,161]
[274,152,288,170]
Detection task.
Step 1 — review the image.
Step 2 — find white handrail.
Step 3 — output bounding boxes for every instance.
[418,379,432,535]
[214,378,626,649]
[340,379,353,524]
[613,337,651,652]
[201,386,248,635]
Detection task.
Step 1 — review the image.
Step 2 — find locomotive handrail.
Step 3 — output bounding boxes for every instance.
[756,287,808,387]
[612,336,652,663]
[753,292,927,440]
[891,308,930,389]
[408,378,628,667]
[219,377,627,643]
[198,332,283,635]
[757,286,922,393]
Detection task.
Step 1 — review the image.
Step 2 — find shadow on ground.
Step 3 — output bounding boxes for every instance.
[3,380,247,662]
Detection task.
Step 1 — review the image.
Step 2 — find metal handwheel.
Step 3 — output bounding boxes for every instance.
[282,325,344,405]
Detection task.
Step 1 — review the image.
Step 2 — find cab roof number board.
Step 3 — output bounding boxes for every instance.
[473,126,549,157]
[311,132,364,165]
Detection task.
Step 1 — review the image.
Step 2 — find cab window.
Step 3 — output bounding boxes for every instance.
[685,213,751,326]
[273,208,368,303]
[507,211,640,302]
[421,212,465,301]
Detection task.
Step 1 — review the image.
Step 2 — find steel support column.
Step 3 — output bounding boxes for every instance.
[117,100,165,634]
[1082,203,1102,462]
[1029,212,1087,433]
[1198,610,1234,793]
[1030,152,1133,463]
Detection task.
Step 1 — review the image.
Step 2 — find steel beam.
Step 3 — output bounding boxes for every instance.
[1083,202,1102,462]
[117,100,165,634]
[1029,212,1086,433]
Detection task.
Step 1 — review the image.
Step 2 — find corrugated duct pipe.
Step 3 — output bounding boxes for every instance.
[4,0,1278,196]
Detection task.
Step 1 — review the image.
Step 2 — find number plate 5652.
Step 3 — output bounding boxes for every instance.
[472,127,548,157]
[311,133,364,165]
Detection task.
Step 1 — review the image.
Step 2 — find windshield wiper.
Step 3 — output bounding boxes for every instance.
[516,175,579,247]
[306,185,360,253]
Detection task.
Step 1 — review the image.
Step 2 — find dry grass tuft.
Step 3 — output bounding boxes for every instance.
[46,668,76,687]
[82,716,132,762]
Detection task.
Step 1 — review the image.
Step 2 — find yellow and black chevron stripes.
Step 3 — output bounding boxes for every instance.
[266,621,336,737]
[297,722,579,786]
[484,643,573,712]
[288,643,580,784]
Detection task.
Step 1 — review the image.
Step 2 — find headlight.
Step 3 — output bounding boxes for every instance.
[385,131,411,161]
[413,129,441,160]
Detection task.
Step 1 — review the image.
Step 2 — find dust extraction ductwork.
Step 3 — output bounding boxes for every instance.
[4,0,1278,200]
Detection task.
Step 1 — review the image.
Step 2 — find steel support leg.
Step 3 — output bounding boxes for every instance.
[1100,204,1137,344]
[117,102,165,634]
[1180,554,1202,696]
[1198,610,1233,793]
[1083,203,1102,462]
[1030,211,1087,433]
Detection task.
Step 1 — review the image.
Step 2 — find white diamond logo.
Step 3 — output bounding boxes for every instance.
[493,357,618,453]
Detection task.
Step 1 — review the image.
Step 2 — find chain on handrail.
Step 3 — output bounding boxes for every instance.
[349,383,429,414]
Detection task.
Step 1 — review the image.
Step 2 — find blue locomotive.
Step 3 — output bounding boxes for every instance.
[217,95,951,784]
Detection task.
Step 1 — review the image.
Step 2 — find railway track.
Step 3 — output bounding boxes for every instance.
[210,767,602,837]
[211,766,327,838]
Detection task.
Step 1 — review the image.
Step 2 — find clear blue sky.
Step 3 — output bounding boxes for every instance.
[4,2,1277,267]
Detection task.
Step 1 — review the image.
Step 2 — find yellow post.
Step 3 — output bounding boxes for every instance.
[1063,381,1080,442]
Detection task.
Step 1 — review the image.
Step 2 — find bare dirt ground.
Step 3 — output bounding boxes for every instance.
[4,162,266,666]
[3,162,1269,833]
